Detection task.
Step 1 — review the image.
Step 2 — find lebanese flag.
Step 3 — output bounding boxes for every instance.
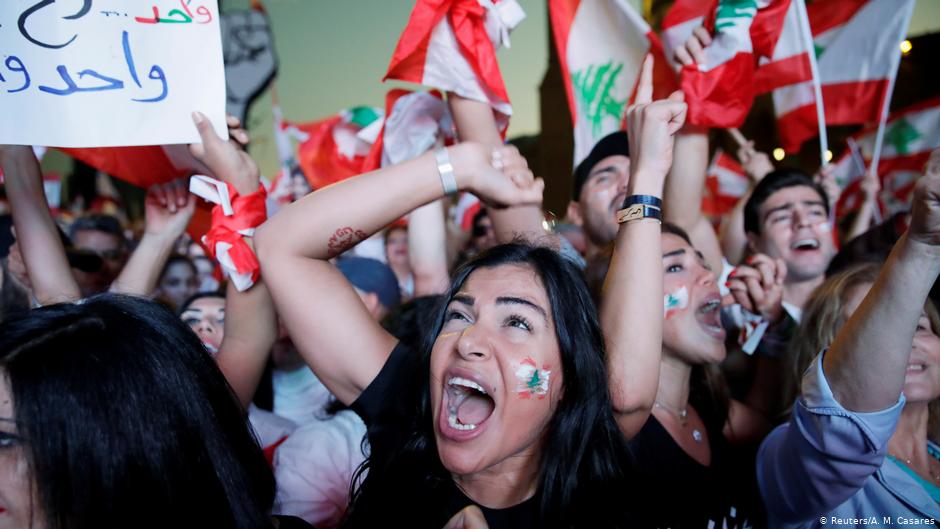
[853,96,940,175]
[833,96,940,217]
[363,89,456,172]
[680,0,773,128]
[59,145,206,189]
[752,0,813,94]
[661,0,715,72]
[384,0,525,130]
[550,0,676,165]
[773,0,916,153]
[702,148,749,220]
[663,0,807,96]
[294,107,383,191]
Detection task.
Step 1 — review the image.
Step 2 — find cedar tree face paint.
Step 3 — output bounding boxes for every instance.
[663,286,689,318]
[515,356,551,399]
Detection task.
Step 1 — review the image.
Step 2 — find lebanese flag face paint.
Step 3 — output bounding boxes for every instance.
[664,286,690,319]
[550,0,676,165]
[514,357,551,399]
[772,0,916,153]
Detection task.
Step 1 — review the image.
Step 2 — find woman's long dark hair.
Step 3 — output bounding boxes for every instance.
[0,294,275,529]
[345,243,635,529]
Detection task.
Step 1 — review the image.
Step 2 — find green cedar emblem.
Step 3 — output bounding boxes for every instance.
[885,118,922,155]
[571,61,627,139]
[813,43,826,59]
[347,106,381,128]
[715,0,758,31]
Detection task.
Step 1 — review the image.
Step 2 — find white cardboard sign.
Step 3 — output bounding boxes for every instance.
[0,0,227,147]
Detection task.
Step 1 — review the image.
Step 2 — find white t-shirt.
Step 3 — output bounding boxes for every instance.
[273,410,369,529]
[272,366,333,425]
[247,404,296,448]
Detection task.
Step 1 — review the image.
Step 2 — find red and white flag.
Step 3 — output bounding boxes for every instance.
[702,148,749,221]
[661,0,714,72]
[59,146,206,189]
[550,0,676,164]
[294,107,383,191]
[384,0,525,130]
[773,0,916,153]
[364,89,456,171]
[833,96,940,217]
[752,0,813,94]
[680,0,776,128]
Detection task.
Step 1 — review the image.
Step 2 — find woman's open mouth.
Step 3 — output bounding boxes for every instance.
[695,297,726,341]
[439,374,496,441]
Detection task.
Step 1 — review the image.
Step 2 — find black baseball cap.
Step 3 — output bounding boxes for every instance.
[572,131,629,202]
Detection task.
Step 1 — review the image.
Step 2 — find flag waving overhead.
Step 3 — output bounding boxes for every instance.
[680,0,771,128]
[384,0,525,128]
[832,96,940,218]
[295,107,383,191]
[661,0,715,72]
[369,90,455,170]
[550,0,674,165]
[773,0,916,153]
[60,146,207,189]
[702,148,749,221]
[752,0,812,94]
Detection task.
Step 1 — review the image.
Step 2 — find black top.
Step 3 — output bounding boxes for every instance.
[628,415,765,529]
[345,341,541,529]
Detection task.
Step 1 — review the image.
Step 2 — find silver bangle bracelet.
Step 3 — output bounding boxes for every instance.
[434,147,458,196]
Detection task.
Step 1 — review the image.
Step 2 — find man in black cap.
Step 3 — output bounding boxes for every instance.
[565,131,630,257]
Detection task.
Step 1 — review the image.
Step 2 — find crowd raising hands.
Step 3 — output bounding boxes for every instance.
[1,6,939,529]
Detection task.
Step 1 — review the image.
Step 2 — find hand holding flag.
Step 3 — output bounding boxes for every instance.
[673,26,713,70]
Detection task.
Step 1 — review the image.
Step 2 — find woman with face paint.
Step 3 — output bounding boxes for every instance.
[619,222,770,528]
[207,59,685,528]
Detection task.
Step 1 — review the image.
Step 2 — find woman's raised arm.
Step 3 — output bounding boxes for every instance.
[0,145,80,304]
[244,115,543,405]
[604,57,687,439]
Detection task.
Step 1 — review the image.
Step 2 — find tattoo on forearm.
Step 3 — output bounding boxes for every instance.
[327,227,368,258]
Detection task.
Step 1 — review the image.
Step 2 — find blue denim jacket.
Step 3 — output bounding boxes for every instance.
[757,353,940,528]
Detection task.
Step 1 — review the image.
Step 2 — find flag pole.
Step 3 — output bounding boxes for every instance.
[846,137,882,224]
[866,2,915,182]
[793,0,828,167]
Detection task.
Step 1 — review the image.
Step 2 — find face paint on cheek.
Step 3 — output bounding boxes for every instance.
[817,221,832,234]
[663,286,689,318]
[515,356,551,399]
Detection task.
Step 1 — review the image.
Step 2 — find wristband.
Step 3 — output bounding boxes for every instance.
[200,180,267,292]
[621,194,663,209]
[435,147,458,196]
[616,203,662,224]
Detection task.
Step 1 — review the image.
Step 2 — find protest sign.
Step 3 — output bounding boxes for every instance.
[0,0,227,147]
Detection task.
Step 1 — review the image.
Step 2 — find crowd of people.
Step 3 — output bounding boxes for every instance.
[1,18,939,529]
